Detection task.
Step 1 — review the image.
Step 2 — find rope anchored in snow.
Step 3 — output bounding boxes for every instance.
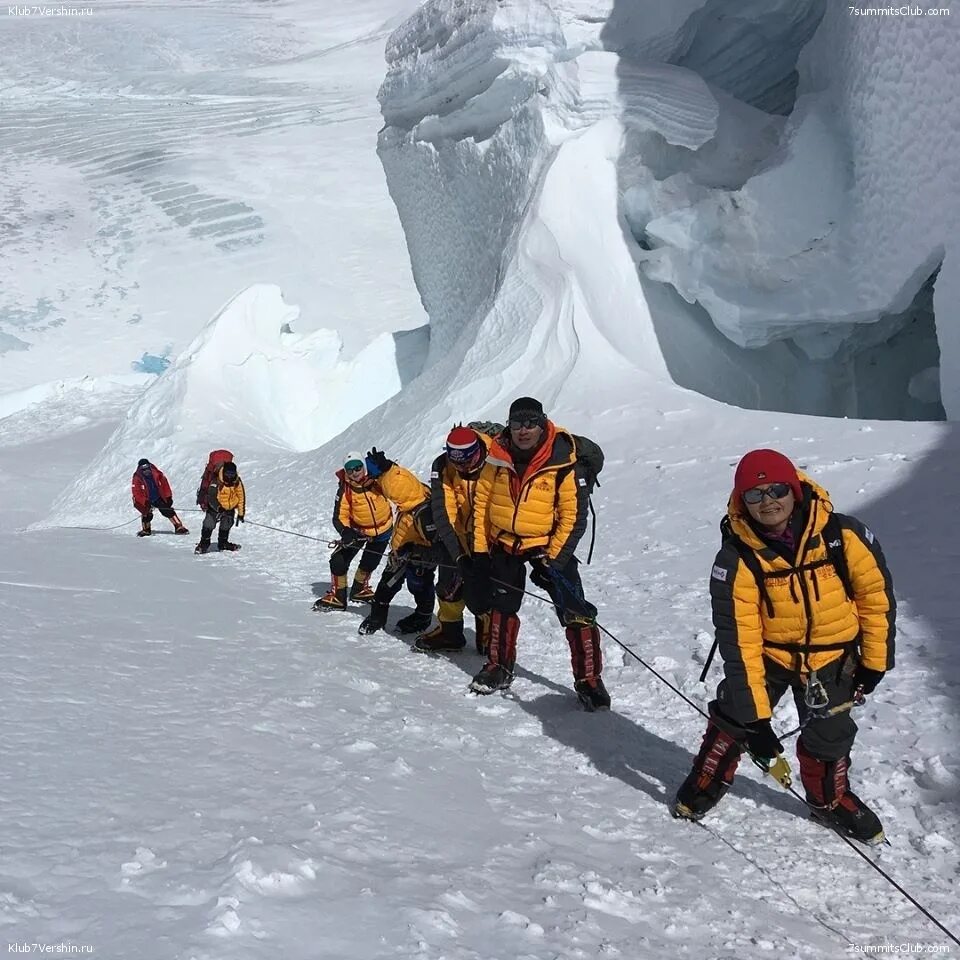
[541,564,959,950]
[78,510,959,948]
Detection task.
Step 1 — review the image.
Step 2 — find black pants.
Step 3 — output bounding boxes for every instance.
[713,654,857,760]
[330,535,389,577]
[489,548,597,625]
[201,508,234,546]
[372,550,436,611]
[142,497,178,523]
[435,547,486,616]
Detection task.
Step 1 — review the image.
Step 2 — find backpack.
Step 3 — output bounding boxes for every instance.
[196,449,234,506]
[569,434,605,563]
[699,512,854,681]
[571,434,604,494]
[467,420,505,441]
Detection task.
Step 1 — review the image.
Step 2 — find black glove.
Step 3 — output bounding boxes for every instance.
[456,554,474,575]
[340,528,360,545]
[364,448,393,478]
[852,665,884,696]
[236,514,244,524]
[744,719,783,761]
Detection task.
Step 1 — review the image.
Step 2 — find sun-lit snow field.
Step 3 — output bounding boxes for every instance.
[1,1,959,958]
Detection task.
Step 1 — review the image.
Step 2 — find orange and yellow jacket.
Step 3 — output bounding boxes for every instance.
[205,466,245,518]
[471,422,588,566]
[332,469,393,539]
[377,463,433,553]
[430,432,493,560]
[710,473,895,722]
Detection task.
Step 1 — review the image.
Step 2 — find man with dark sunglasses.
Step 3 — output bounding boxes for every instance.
[467,397,609,711]
[674,448,896,845]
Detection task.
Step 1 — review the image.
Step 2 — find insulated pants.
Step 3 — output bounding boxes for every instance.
[330,532,390,577]
[201,508,234,546]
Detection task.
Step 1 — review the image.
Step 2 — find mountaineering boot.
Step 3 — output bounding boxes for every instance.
[673,711,744,821]
[566,624,605,710]
[195,538,211,555]
[218,541,241,552]
[137,516,152,537]
[808,792,885,845]
[469,611,519,694]
[798,742,885,845]
[314,575,348,611]
[172,515,189,535]
[574,677,611,712]
[474,613,490,655]
[396,610,433,635]
[414,619,467,653]
[469,662,514,694]
[349,570,376,603]
[358,602,389,635]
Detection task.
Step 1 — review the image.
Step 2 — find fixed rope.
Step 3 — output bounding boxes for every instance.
[74,513,958,946]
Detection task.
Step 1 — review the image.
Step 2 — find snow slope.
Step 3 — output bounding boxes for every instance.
[0,0,425,396]
[2,1,960,958]
[5,381,960,959]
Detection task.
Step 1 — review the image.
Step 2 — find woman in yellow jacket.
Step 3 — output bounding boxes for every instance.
[674,449,895,845]
[467,398,609,712]
[315,451,394,610]
[195,460,245,554]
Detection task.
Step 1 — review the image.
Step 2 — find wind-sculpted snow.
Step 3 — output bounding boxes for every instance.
[796,5,960,416]
[377,0,571,363]
[42,284,401,527]
[380,0,954,419]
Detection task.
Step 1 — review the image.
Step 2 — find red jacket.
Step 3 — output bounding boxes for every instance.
[131,463,173,513]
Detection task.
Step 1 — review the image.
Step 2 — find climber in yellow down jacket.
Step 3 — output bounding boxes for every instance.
[468,397,609,712]
[357,448,440,637]
[675,449,895,846]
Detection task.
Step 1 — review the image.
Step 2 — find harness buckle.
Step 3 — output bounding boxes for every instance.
[804,670,830,712]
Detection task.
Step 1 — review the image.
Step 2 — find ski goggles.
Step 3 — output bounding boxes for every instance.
[742,482,793,505]
[344,460,365,473]
[508,415,546,430]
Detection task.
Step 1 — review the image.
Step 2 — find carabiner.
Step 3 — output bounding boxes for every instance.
[804,670,830,711]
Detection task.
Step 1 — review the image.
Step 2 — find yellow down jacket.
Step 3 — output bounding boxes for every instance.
[710,474,895,722]
[430,432,493,560]
[471,422,588,566]
[206,466,245,517]
[377,463,433,552]
[332,469,392,538]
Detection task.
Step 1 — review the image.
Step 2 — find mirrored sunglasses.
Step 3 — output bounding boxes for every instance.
[344,461,365,473]
[742,482,793,505]
[508,416,545,430]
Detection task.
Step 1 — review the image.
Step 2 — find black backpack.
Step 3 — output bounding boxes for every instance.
[700,512,854,681]
[571,434,604,494]
[570,434,604,563]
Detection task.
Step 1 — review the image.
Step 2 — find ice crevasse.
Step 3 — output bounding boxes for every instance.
[377,0,960,421]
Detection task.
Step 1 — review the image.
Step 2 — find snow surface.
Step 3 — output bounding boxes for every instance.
[0,0,426,399]
[2,0,960,958]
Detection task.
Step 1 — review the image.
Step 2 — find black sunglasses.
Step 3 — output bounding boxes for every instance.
[743,482,793,504]
[509,416,545,430]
